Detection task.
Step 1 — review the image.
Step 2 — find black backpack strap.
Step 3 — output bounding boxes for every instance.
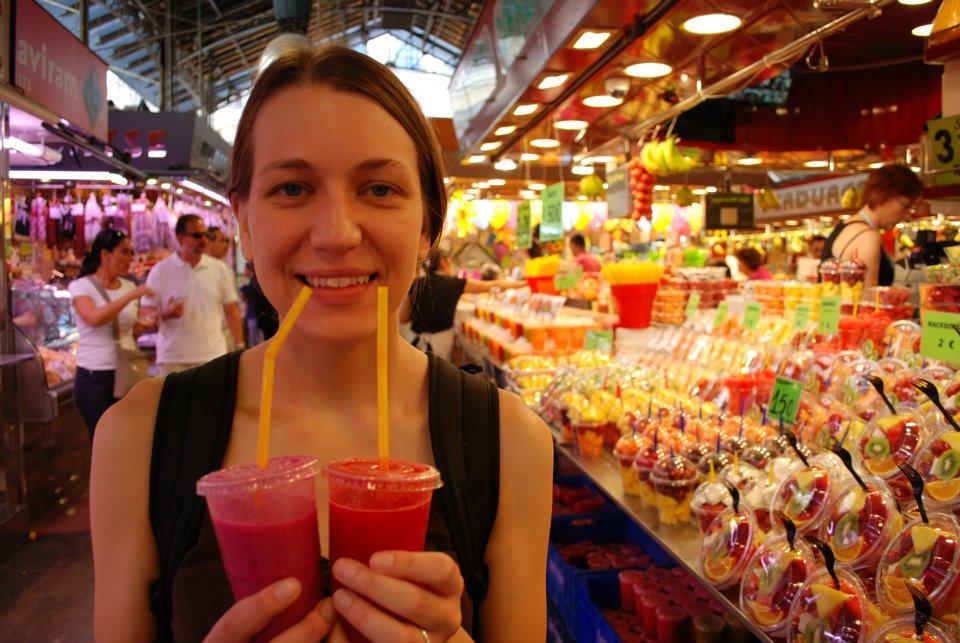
[148,352,241,642]
[427,352,500,638]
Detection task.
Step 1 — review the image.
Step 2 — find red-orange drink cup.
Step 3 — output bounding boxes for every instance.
[197,455,323,643]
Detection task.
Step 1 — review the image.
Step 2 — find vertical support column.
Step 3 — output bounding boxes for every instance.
[79,0,89,44]
[161,0,174,110]
[944,60,960,117]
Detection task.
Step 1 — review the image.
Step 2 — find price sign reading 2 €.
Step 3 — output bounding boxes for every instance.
[920,310,960,363]
[742,301,762,330]
[769,376,803,425]
[818,296,841,335]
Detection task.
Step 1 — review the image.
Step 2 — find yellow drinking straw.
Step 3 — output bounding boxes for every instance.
[257,286,313,468]
[377,287,390,470]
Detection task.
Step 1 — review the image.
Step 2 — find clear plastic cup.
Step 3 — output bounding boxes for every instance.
[871,615,956,642]
[770,466,832,534]
[691,480,733,535]
[855,411,926,501]
[819,476,902,571]
[572,421,605,459]
[719,461,761,493]
[699,506,760,590]
[739,535,815,636]
[876,512,960,621]
[915,427,960,510]
[651,454,700,525]
[632,444,665,509]
[614,433,647,496]
[197,455,323,642]
[741,477,778,532]
[786,567,876,643]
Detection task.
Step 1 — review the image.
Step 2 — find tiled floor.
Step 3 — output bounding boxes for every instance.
[0,476,92,642]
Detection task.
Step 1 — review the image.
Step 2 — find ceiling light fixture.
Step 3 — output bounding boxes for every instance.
[518,189,537,199]
[898,0,932,4]
[146,178,158,185]
[868,161,885,169]
[584,155,617,164]
[513,103,539,116]
[571,165,594,175]
[480,141,501,151]
[681,13,742,35]
[692,188,707,195]
[494,125,516,136]
[528,183,547,190]
[10,169,128,185]
[538,73,569,90]
[476,181,489,189]
[554,119,589,130]
[910,166,922,173]
[737,156,763,166]
[181,179,230,205]
[160,182,172,190]
[911,23,933,37]
[466,155,487,164]
[624,62,673,78]
[572,31,612,50]
[488,178,506,186]
[494,159,518,171]
[582,95,623,108]
[530,138,561,148]
[520,152,541,162]
[147,149,167,159]
[803,160,830,169]
[705,186,718,193]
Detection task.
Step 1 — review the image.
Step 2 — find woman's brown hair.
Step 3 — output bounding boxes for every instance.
[735,246,765,272]
[228,44,447,258]
[863,164,923,210]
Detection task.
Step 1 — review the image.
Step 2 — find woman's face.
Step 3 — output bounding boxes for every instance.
[876,195,917,227]
[235,84,430,344]
[103,238,133,277]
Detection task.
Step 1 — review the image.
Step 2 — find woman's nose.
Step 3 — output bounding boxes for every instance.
[309,194,362,252]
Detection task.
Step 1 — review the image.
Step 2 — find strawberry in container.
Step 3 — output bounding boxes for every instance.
[740,526,815,636]
[699,495,761,590]
[855,411,926,502]
[786,567,876,643]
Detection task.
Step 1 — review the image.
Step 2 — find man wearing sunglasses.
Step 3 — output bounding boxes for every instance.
[142,214,244,375]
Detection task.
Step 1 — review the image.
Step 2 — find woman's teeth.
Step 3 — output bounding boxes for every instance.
[301,275,372,288]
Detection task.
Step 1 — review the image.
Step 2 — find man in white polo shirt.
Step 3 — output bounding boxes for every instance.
[142,214,244,375]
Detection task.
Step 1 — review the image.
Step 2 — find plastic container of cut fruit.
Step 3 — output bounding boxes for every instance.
[614,433,648,497]
[632,443,665,509]
[855,409,925,479]
[690,480,733,535]
[651,454,700,525]
[871,616,956,643]
[699,506,760,590]
[820,476,903,571]
[876,513,960,621]
[720,460,761,493]
[573,421,605,459]
[786,567,876,643]
[742,476,779,532]
[916,428,960,510]
[740,535,816,636]
[770,466,832,534]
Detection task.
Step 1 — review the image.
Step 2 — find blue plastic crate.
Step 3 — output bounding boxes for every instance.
[577,572,623,643]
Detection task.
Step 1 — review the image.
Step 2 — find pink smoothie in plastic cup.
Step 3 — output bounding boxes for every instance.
[197,455,322,642]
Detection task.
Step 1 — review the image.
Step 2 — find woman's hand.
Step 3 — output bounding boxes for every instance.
[132,284,154,300]
[204,578,336,643]
[331,552,464,642]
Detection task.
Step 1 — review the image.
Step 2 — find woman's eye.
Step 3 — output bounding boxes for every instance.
[275,183,305,197]
[365,183,396,198]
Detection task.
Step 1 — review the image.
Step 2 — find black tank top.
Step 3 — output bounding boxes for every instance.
[822,220,895,286]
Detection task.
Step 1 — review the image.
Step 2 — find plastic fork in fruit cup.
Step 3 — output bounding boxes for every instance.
[916,427,960,511]
[739,516,816,636]
[699,485,760,590]
[871,583,955,643]
[785,551,877,643]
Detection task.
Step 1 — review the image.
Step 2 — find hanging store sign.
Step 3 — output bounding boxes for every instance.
[0,0,10,84]
[606,166,631,219]
[927,114,960,187]
[755,173,868,221]
[705,193,754,230]
[516,200,532,249]
[13,0,108,140]
[540,182,564,242]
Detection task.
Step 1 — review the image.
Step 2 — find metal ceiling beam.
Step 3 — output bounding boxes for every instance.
[177,9,276,64]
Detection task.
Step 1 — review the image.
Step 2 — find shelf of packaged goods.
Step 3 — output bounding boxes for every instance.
[551,429,777,643]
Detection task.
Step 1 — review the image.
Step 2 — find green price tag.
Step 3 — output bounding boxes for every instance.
[792,304,812,332]
[743,301,762,330]
[516,200,532,249]
[768,376,803,425]
[927,114,960,187]
[920,310,960,362]
[818,296,841,335]
[585,330,614,353]
[713,301,729,329]
[539,182,564,242]
[684,292,701,319]
[554,273,580,290]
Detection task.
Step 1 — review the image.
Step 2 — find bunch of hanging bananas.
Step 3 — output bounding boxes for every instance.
[639,138,700,177]
[755,188,782,211]
[840,187,864,210]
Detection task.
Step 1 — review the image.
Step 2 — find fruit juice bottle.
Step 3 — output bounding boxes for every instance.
[740,535,816,636]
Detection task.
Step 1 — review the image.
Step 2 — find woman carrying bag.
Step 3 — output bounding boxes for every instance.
[68,229,152,439]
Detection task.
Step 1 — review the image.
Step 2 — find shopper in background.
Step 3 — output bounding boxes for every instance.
[822,164,923,287]
[570,233,602,272]
[68,230,152,439]
[808,235,827,260]
[92,44,550,642]
[480,262,502,281]
[403,250,525,360]
[141,214,244,375]
[239,262,279,345]
[204,225,243,351]
[735,247,773,280]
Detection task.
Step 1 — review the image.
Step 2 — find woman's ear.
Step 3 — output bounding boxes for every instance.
[233,197,254,263]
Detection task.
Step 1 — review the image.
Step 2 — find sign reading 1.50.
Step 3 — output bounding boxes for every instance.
[928,114,960,187]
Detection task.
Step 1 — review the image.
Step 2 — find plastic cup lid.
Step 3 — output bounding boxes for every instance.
[651,454,699,484]
[196,454,321,497]
[324,458,442,492]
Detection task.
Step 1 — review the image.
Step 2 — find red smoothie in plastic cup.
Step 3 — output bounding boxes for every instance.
[197,455,323,643]
[656,604,687,642]
[618,570,646,613]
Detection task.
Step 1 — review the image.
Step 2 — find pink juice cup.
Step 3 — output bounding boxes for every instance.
[197,455,323,643]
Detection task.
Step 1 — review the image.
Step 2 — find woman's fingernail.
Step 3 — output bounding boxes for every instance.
[334,589,354,610]
[275,578,300,601]
[335,558,358,580]
[370,552,394,570]
[320,599,336,621]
